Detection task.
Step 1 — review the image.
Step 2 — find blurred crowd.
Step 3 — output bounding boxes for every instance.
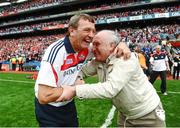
[0,0,73,16]
[0,0,179,78]
[0,34,63,63]
[117,24,179,44]
[0,5,179,34]
[94,6,179,20]
[0,25,179,79]
[0,0,179,26]
[0,24,179,62]
[0,20,69,34]
[0,0,149,17]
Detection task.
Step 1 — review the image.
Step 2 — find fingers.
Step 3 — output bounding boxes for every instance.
[56,95,64,102]
[114,48,122,58]
[115,48,131,60]
[76,80,83,85]
[56,92,71,102]
[74,78,85,85]
[123,51,131,60]
[113,48,120,56]
[56,85,76,102]
[114,42,131,60]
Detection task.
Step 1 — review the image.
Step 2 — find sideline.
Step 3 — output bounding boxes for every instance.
[0,79,35,84]
[101,105,116,128]
[157,91,180,94]
[1,78,180,127]
[0,71,34,74]
[101,90,180,127]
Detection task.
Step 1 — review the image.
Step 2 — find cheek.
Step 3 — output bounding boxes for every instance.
[77,33,82,41]
[100,47,107,54]
[79,31,86,38]
[96,48,101,54]
[76,31,82,39]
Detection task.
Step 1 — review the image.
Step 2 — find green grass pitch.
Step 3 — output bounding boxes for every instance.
[0,72,179,127]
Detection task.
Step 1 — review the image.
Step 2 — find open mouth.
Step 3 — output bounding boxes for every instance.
[82,39,91,47]
[84,39,91,44]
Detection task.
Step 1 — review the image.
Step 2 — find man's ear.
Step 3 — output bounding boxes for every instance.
[68,26,75,36]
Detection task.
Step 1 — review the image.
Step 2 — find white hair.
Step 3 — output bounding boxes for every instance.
[97,30,120,46]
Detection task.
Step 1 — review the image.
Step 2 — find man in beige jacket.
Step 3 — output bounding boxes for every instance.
[56,30,166,127]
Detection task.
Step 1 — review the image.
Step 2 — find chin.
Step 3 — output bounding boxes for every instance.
[95,58,102,62]
[82,42,90,48]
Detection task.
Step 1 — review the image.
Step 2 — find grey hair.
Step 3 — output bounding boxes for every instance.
[67,14,95,36]
[98,30,120,46]
[69,13,95,29]
[155,45,161,49]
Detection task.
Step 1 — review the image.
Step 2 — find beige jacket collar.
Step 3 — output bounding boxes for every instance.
[106,54,117,65]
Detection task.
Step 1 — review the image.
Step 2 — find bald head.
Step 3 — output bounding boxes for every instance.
[92,30,120,62]
[95,30,120,46]
[155,45,161,52]
[156,45,161,49]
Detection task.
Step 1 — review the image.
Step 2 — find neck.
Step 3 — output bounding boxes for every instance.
[69,36,80,52]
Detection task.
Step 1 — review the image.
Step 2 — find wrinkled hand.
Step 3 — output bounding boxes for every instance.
[56,85,76,102]
[74,78,85,85]
[113,42,131,60]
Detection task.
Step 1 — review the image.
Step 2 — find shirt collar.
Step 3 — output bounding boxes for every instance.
[64,36,76,54]
[96,54,115,69]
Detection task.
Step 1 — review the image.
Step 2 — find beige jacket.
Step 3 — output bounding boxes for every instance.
[76,53,160,119]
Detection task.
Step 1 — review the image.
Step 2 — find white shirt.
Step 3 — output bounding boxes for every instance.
[35,36,91,107]
[150,52,168,71]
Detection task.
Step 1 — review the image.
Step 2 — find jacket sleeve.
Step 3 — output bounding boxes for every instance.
[76,57,137,99]
[78,60,98,79]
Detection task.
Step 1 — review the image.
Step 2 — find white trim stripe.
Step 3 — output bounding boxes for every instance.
[51,43,64,64]
[47,40,64,64]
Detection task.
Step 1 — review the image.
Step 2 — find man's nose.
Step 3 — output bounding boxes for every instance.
[88,31,95,38]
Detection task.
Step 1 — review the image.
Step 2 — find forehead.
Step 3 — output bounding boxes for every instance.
[93,32,110,42]
[93,34,102,42]
[156,47,161,49]
[77,19,95,29]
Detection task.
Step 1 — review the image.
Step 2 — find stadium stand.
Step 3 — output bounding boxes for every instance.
[0,0,179,72]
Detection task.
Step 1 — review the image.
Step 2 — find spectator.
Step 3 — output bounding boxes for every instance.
[173,54,180,80]
[134,45,148,75]
[149,45,170,95]
[17,55,24,71]
[10,55,17,71]
[0,56,2,71]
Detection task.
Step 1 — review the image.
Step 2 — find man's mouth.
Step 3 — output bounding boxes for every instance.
[85,41,90,44]
[84,38,92,44]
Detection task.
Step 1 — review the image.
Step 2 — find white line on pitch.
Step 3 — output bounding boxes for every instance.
[100,90,180,127]
[101,105,116,128]
[0,79,35,84]
[157,91,180,94]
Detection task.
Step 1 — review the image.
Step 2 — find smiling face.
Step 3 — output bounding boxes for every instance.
[69,18,96,52]
[92,31,116,62]
[155,45,161,53]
